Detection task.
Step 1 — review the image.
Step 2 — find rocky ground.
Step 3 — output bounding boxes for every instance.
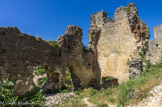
[43,82,162,107]
[128,82,162,107]
[43,92,75,107]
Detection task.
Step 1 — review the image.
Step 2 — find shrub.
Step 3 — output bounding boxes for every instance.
[125,7,131,12]
[21,87,45,107]
[105,77,116,81]
[139,43,151,72]
[48,41,59,48]
[0,79,18,106]
[38,77,47,87]
[65,67,72,85]
[34,66,46,76]
[0,79,45,107]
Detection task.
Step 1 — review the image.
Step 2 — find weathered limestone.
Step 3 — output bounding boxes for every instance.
[147,25,162,64]
[88,3,150,85]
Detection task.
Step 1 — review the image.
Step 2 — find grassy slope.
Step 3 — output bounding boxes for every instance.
[56,61,162,107]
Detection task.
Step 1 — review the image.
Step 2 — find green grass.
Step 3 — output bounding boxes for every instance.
[34,66,46,76]
[60,61,162,107]
[48,41,60,48]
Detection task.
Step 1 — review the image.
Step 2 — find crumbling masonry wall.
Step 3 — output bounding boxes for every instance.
[88,3,150,85]
[0,26,95,95]
[146,25,162,64]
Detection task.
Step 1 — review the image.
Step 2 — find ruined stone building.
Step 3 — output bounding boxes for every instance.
[0,3,161,95]
[147,25,162,64]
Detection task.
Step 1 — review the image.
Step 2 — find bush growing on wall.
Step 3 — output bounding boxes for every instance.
[48,41,60,48]
[34,66,46,76]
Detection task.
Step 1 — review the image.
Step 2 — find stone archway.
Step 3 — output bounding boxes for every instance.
[50,71,64,89]
[43,70,64,93]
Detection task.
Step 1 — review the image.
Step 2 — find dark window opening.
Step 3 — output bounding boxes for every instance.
[156,44,158,47]
[102,77,118,89]
[53,73,59,82]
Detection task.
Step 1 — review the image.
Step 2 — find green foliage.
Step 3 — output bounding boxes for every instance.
[105,77,116,81]
[60,95,86,107]
[0,79,45,107]
[61,85,74,93]
[89,87,98,96]
[74,88,83,95]
[139,43,151,72]
[104,88,113,95]
[125,7,131,12]
[65,67,72,85]
[21,87,45,107]
[0,79,19,106]
[38,77,47,88]
[117,81,135,106]
[125,2,131,12]
[59,67,74,93]
[83,44,89,53]
[107,95,115,103]
[48,41,59,48]
[89,34,94,38]
[34,66,46,76]
[61,61,162,107]
[127,59,131,65]
[97,103,109,107]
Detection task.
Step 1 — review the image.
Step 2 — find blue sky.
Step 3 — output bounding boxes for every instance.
[0,0,161,45]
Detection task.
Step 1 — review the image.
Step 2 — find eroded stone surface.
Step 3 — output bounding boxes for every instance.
[88,3,150,85]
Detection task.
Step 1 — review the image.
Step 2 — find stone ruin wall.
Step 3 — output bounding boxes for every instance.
[0,26,95,95]
[0,3,161,95]
[147,25,162,64]
[88,3,150,85]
